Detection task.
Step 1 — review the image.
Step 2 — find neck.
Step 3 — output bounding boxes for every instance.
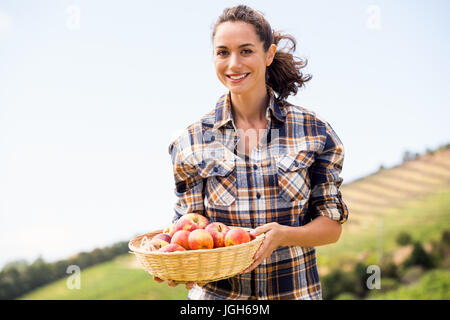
[230,85,269,126]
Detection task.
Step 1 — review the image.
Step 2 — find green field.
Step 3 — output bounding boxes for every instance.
[368,269,450,300]
[19,254,188,300]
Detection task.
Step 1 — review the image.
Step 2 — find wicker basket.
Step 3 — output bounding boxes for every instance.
[128,228,265,284]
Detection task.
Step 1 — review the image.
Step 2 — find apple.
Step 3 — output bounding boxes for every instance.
[205,222,230,248]
[249,231,256,241]
[175,213,210,232]
[171,230,191,250]
[188,229,214,250]
[149,238,169,250]
[225,227,250,246]
[153,233,172,243]
[158,243,186,252]
[163,223,177,237]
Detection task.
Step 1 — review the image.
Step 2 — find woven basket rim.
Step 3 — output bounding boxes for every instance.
[128,227,264,255]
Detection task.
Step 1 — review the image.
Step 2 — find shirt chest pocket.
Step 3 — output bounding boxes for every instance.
[276,151,315,203]
[198,159,237,207]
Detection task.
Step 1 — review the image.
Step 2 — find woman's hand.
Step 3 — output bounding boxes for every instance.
[243,222,288,273]
[152,276,205,290]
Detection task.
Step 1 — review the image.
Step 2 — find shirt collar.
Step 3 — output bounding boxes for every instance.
[213,86,286,130]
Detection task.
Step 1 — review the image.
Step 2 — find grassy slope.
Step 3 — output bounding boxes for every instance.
[19,254,188,300]
[316,187,450,271]
[368,269,450,300]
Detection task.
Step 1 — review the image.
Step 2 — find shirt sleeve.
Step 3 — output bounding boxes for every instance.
[168,137,206,223]
[308,122,349,224]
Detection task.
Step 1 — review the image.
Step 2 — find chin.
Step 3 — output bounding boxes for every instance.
[227,85,250,96]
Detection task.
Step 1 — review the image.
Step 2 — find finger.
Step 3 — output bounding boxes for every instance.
[253,238,270,260]
[167,279,178,287]
[186,282,195,290]
[254,225,268,236]
[243,258,261,273]
[245,251,266,273]
[245,243,275,273]
[254,222,276,236]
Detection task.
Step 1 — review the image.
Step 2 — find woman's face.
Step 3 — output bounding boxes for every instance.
[213,21,276,96]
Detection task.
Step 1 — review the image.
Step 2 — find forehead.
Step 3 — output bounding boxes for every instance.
[214,21,261,47]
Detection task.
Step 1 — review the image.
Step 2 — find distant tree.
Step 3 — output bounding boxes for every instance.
[1,259,29,273]
[353,262,370,297]
[396,232,413,246]
[441,230,450,246]
[402,151,416,162]
[322,269,357,300]
[404,242,434,270]
[430,229,450,267]
[379,255,399,279]
[25,257,54,290]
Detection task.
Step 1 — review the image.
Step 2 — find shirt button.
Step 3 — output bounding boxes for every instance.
[256,193,261,199]
[253,164,258,170]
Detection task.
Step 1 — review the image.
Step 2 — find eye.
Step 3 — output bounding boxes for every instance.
[242,49,253,54]
[217,50,228,56]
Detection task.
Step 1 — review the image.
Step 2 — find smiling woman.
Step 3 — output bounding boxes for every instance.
[160,4,349,300]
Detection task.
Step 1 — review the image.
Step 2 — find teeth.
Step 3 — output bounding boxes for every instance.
[229,73,248,80]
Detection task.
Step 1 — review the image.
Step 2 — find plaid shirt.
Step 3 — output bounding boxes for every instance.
[168,86,349,300]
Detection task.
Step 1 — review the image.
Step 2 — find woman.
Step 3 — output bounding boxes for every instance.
[157,4,349,300]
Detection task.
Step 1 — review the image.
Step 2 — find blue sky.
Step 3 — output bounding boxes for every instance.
[0,0,449,267]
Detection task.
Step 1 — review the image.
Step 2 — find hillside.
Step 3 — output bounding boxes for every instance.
[341,147,450,230]
[19,146,450,299]
[317,146,450,271]
[19,254,188,300]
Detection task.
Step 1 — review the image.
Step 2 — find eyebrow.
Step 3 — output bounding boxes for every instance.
[215,43,255,49]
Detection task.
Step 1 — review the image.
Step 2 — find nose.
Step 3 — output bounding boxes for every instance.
[228,52,242,71]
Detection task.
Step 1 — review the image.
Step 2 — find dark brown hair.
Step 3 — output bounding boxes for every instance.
[212,5,312,101]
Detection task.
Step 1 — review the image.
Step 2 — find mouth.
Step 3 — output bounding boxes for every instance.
[226,73,250,82]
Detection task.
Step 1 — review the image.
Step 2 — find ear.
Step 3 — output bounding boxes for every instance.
[266,44,277,67]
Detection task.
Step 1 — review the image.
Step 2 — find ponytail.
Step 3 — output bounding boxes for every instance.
[267,31,312,101]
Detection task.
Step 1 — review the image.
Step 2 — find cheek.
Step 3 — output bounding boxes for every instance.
[214,62,226,78]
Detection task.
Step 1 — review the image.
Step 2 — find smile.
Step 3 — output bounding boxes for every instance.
[226,73,250,82]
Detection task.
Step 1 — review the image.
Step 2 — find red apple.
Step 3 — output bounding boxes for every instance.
[175,213,210,232]
[225,227,250,246]
[153,233,172,243]
[149,238,169,250]
[158,243,186,252]
[188,229,214,250]
[171,230,191,250]
[249,230,256,241]
[163,223,177,237]
[205,222,230,248]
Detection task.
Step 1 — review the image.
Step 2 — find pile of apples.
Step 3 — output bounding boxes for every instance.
[142,213,256,253]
